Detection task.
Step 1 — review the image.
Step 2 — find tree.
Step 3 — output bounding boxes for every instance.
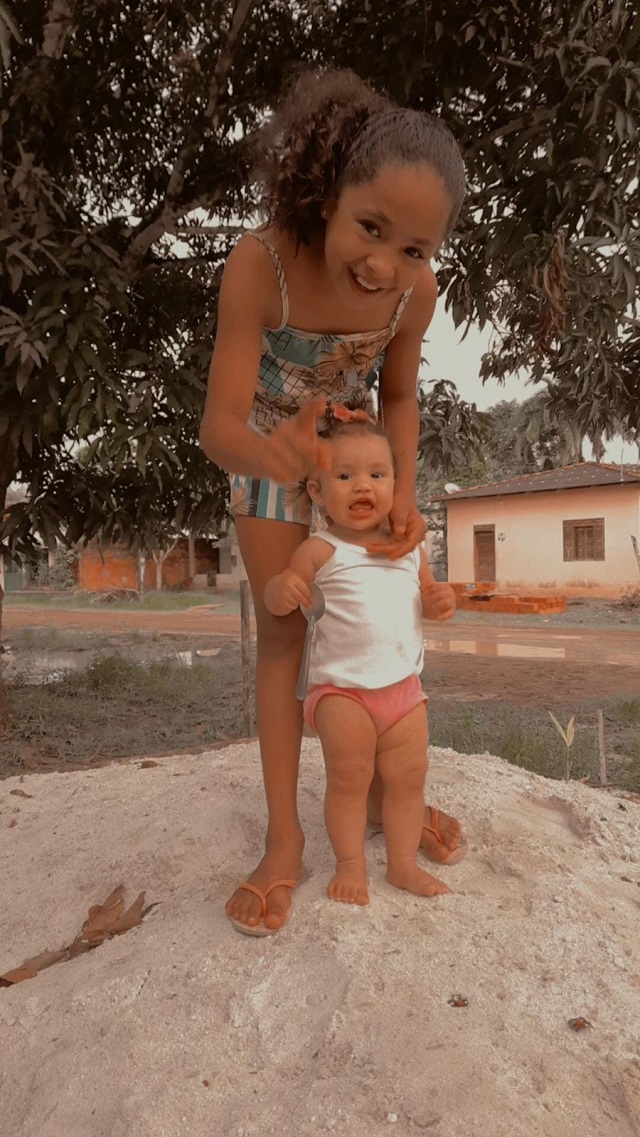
[0,0,314,652]
[2,0,639,620]
[417,379,488,483]
[421,389,592,494]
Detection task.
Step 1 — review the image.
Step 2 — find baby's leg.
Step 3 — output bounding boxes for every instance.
[314,695,377,905]
[376,706,448,897]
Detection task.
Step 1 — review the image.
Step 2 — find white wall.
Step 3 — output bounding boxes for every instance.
[447,484,640,592]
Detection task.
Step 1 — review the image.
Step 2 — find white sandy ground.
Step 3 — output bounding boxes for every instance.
[1,741,639,1137]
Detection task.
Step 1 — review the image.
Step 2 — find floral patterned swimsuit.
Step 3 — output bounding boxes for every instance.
[229,231,412,526]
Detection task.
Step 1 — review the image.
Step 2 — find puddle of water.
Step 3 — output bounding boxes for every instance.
[5,646,222,685]
[5,652,86,685]
[173,649,221,666]
[425,638,565,661]
[425,637,640,666]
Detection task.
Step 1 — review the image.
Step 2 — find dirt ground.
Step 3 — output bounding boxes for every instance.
[4,603,640,708]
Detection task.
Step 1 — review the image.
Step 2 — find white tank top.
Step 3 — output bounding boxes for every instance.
[309,531,424,690]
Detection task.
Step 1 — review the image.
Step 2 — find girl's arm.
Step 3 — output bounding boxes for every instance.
[200,238,328,482]
[369,270,437,559]
[200,238,273,475]
[418,547,456,622]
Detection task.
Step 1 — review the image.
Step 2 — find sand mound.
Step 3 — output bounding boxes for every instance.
[1,741,639,1137]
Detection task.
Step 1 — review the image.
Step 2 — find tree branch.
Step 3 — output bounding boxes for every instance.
[122,0,259,279]
[167,224,249,238]
[41,0,76,60]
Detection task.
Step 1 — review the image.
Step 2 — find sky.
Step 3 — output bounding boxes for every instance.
[422,303,632,464]
[421,300,538,410]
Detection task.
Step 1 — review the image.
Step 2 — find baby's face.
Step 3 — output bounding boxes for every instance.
[314,432,395,531]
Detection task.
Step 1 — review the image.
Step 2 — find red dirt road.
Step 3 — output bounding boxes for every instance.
[4,605,640,706]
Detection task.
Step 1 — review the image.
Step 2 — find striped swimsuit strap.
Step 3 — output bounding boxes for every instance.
[246,230,412,336]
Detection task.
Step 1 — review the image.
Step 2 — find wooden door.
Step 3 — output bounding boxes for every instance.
[474,525,496,582]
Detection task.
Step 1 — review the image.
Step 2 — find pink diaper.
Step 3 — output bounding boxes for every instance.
[304,674,427,737]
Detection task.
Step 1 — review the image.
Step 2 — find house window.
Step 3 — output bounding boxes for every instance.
[563,518,605,561]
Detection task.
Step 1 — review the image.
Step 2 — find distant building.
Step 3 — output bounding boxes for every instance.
[434,462,640,597]
[75,537,219,592]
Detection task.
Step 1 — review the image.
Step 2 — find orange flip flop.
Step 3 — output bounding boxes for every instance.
[230,879,298,937]
[422,807,468,865]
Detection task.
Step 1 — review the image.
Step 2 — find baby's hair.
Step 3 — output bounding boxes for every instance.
[319,413,395,470]
[257,69,466,246]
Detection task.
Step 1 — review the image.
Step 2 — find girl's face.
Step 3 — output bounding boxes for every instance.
[307,432,395,533]
[323,162,451,309]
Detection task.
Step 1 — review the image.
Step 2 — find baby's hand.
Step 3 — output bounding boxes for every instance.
[264,570,313,616]
[264,397,331,484]
[421,582,456,622]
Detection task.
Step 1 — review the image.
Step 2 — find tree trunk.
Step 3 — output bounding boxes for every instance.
[0,436,19,730]
[187,532,196,580]
[137,552,146,596]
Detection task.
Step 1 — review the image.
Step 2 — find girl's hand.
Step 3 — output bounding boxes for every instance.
[421,582,456,622]
[367,499,427,561]
[265,570,313,616]
[264,397,331,484]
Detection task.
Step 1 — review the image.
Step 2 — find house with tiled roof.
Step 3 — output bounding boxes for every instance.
[434,462,640,597]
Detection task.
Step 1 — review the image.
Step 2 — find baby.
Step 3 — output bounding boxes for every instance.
[264,415,456,905]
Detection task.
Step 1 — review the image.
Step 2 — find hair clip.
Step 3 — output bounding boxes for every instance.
[326,400,376,426]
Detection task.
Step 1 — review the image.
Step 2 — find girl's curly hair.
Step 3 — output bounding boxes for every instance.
[257,69,466,247]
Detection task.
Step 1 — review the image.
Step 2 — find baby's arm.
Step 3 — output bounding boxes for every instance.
[418,547,456,622]
[199,238,329,482]
[264,537,333,616]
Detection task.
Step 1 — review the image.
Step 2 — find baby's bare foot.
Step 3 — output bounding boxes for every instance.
[386,862,449,897]
[327,859,369,906]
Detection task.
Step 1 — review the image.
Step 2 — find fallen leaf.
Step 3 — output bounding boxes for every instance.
[67,939,92,959]
[8,820,17,828]
[140,760,159,768]
[0,886,150,989]
[82,884,125,931]
[10,789,32,799]
[0,966,39,985]
[109,891,146,934]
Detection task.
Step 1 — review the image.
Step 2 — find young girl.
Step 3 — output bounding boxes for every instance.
[264,415,457,913]
[200,68,468,935]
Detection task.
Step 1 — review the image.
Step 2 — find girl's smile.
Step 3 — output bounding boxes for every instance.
[324,162,452,308]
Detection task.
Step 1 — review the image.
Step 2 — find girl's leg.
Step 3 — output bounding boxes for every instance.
[376,706,448,897]
[367,761,467,864]
[224,515,309,932]
[314,696,377,905]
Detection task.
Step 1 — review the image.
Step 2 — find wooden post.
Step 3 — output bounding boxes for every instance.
[240,579,254,735]
[188,531,196,579]
[137,552,146,596]
[597,709,607,786]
